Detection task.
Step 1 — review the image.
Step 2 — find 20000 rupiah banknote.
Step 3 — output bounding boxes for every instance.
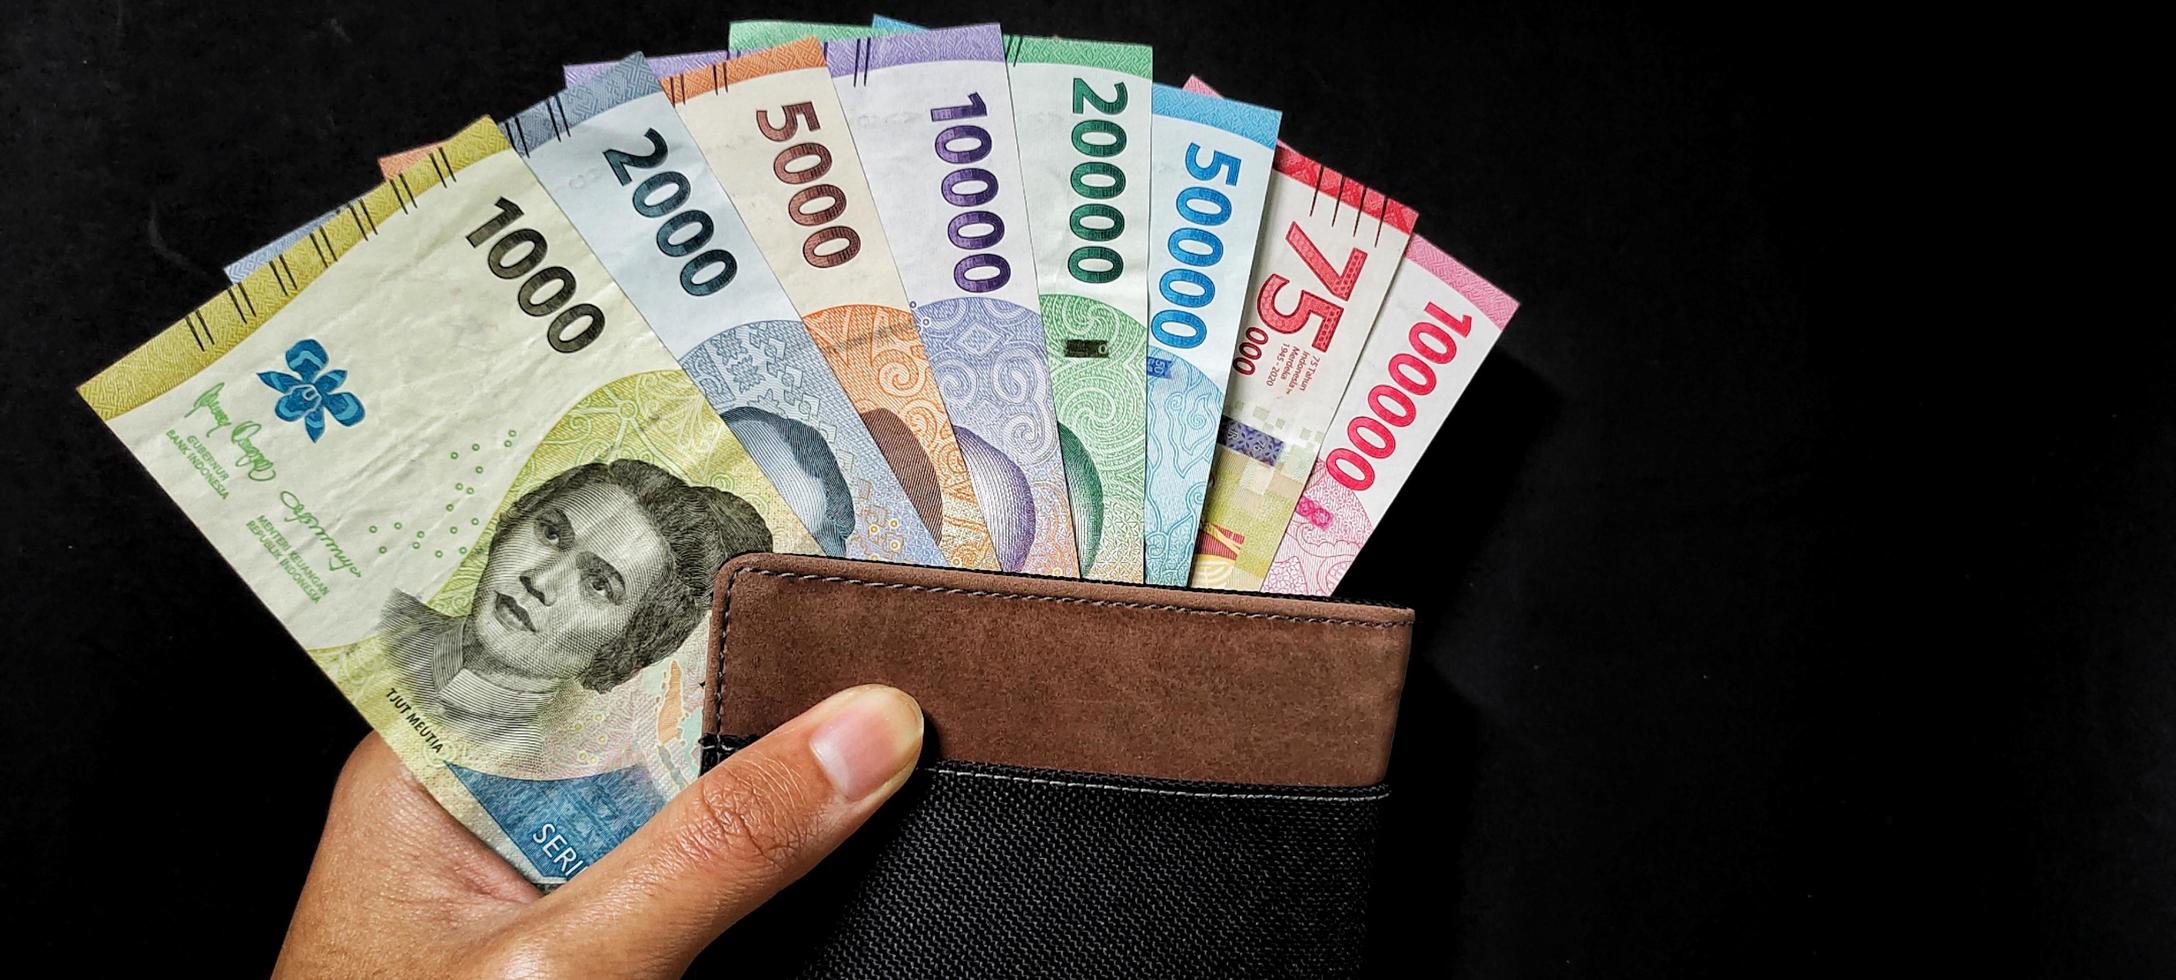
[1140,83,1280,585]
[662,40,1000,570]
[1184,77,1416,591]
[508,54,945,568]
[879,18,1152,583]
[822,25,1081,577]
[80,117,818,886]
[1261,237,1517,595]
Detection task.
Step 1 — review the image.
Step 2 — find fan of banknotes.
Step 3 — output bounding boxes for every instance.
[77,19,1518,884]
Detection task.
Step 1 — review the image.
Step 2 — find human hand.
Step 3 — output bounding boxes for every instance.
[274,684,924,978]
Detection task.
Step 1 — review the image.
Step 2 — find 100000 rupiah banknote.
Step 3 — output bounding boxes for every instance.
[1185,77,1415,591]
[1261,237,1517,594]
[81,117,817,886]
[508,54,944,567]
[1140,83,1280,585]
[663,40,1000,570]
[823,26,1080,577]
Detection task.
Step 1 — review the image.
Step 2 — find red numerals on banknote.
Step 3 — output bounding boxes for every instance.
[756,101,862,269]
[1321,301,1472,491]
[1255,222,1366,352]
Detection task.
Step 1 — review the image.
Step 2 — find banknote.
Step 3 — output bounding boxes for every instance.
[1184,77,1417,591]
[81,117,818,886]
[818,26,1080,577]
[726,20,895,49]
[506,54,945,567]
[1260,237,1517,595]
[1139,83,1280,585]
[224,206,342,283]
[879,20,1150,583]
[663,40,1001,571]
[565,50,730,88]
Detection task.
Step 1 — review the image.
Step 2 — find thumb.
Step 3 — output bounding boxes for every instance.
[529,684,923,975]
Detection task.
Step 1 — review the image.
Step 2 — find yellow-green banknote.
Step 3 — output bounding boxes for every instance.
[81,118,817,885]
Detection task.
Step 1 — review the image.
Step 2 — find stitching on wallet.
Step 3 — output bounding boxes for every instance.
[931,766,1392,803]
[711,564,1406,734]
[726,567,1406,628]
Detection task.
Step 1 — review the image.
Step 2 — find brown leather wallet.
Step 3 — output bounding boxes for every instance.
[699,552,1414,979]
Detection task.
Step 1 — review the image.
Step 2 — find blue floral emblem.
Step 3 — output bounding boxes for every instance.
[256,339,365,442]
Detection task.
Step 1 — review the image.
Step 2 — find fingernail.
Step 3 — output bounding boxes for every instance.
[808,686,923,802]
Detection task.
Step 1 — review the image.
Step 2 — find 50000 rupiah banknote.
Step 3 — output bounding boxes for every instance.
[1139,83,1280,585]
[879,17,1152,583]
[1184,77,1416,591]
[662,40,999,570]
[1261,237,1517,595]
[507,54,944,568]
[821,25,1081,577]
[81,117,817,886]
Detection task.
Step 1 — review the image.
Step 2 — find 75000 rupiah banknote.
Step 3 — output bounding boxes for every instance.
[1184,78,1416,591]
[80,117,817,886]
[821,25,1081,577]
[1139,83,1280,585]
[661,40,1000,570]
[1261,237,1518,595]
[507,54,944,568]
[880,17,1152,583]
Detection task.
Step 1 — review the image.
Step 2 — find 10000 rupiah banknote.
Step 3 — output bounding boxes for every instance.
[822,25,1081,577]
[1184,77,1416,591]
[661,40,1000,570]
[81,117,817,886]
[507,54,944,567]
[1140,83,1280,585]
[880,17,1152,583]
[1261,237,1517,595]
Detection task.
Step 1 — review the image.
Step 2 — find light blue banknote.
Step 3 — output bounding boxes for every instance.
[509,54,945,567]
[1140,84,1281,584]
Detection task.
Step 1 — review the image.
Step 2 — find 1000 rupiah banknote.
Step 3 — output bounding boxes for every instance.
[880,16,1153,583]
[81,117,817,886]
[1261,237,1517,595]
[662,40,1000,570]
[1140,83,1280,585]
[822,25,1081,577]
[506,54,945,567]
[1185,77,1416,591]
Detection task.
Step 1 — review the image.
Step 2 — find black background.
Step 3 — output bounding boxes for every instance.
[3,1,2167,975]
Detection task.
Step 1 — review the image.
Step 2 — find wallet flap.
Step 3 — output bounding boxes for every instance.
[706,553,1413,786]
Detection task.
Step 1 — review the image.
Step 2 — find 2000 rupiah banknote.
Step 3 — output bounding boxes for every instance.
[80,117,818,886]
[505,54,945,568]
[1184,77,1416,591]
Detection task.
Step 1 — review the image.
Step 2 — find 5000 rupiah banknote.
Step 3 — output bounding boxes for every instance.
[81,117,817,886]
[1261,237,1517,595]
[507,54,945,567]
[821,25,1081,576]
[1140,83,1280,585]
[1185,77,1416,591]
[662,40,1000,570]
[879,16,1153,583]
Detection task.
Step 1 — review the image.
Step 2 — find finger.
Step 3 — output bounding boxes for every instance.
[532,684,922,975]
[275,734,536,976]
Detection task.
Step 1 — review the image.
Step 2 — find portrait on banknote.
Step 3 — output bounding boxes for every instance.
[377,457,771,764]
[718,406,855,558]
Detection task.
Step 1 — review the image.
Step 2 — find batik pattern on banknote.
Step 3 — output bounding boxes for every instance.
[824,25,1080,576]
[83,118,816,886]
[1261,236,1517,595]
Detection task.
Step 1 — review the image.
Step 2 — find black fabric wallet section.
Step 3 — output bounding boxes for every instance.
[700,736,1386,978]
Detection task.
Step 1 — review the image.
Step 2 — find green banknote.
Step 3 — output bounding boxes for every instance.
[80,117,817,885]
